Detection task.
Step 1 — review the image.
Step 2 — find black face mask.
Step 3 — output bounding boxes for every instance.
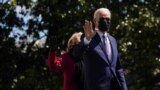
[98,17,111,32]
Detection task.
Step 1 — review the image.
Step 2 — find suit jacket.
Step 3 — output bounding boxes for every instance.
[48,51,78,90]
[72,33,128,90]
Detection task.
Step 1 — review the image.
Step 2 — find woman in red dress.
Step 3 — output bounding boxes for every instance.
[48,32,83,90]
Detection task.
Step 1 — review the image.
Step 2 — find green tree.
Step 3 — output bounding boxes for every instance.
[0,0,160,90]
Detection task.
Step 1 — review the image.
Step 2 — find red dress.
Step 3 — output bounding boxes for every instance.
[48,51,78,90]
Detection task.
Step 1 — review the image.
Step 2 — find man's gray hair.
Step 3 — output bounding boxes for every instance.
[93,8,111,19]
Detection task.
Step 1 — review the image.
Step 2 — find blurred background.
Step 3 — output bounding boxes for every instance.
[0,0,160,90]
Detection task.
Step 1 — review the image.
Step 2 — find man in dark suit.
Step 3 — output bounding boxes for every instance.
[72,8,128,90]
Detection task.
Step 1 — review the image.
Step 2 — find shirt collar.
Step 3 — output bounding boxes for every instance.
[97,30,108,38]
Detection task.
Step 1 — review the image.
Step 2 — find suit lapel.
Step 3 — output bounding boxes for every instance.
[88,33,118,66]
[89,33,110,65]
[94,43,110,65]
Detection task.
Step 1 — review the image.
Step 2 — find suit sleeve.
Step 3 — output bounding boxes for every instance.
[72,35,87,59]
[116,55,128,90]
[48,51,64,72]
[72,33,100,59]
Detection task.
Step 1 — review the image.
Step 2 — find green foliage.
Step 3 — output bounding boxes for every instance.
[0,0,160,90]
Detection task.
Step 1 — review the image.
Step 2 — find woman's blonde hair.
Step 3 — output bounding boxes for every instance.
[67,32,82,52]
